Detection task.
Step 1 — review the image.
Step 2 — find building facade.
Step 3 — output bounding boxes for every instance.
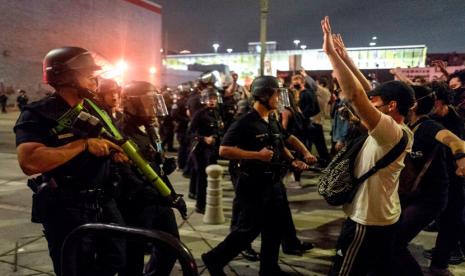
[166,45,427,82]
[0,0,162,102]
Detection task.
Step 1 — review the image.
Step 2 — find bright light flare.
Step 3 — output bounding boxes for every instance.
[98,59,128,80]
[149,67,157,74]
[116,60,128,73]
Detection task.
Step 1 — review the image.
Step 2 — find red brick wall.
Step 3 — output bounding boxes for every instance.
[0,0,162,101]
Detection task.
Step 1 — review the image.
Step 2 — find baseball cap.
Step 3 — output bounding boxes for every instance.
[367,81,415,113]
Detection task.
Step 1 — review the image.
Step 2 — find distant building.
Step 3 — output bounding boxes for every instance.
[166,45,427,80]
[247,41,277,54]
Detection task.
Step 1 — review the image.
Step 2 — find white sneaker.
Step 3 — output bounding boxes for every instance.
[283,173,295,185]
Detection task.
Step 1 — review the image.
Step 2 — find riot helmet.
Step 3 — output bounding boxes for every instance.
[251,76,280,109]
[42,47,101,98]
[200,87,219,108]
[122,81,169,121]
[278,88,291,111]
[199,70,223,91]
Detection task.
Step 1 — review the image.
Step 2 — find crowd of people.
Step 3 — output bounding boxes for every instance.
[11,15,465,276]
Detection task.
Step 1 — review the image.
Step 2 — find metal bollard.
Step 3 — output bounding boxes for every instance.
[203,164,225,224]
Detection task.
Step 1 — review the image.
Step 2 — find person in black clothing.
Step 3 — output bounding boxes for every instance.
[189,87,224,213]
[172,86,190,170]
[0,82,7,113]
[393,85,465,276]
[114,81,186,276]
[448,70,465,118]
[291,74,331,166]
[159,88,176,152]
[428,83,465,275]
[184,85,205,197]
[14,47,128,276]
[202,76,309,276]
[16,89,29,111]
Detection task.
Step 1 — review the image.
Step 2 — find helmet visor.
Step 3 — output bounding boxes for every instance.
[65,51,102,75]
[278,88,291,111]
[125,93,169,118]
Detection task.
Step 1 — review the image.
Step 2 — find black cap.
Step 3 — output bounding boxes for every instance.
[367,81,415,113]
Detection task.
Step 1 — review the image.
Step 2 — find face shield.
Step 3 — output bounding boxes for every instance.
[200,89,219,106]
[154,93,169,116]
[66,52,109,84]
[277,88,291,111]
[125,92,169,119]
[68,52,115,98]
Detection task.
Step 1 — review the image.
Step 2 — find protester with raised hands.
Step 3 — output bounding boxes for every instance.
[321,16,414,276]
[331,33,372,93]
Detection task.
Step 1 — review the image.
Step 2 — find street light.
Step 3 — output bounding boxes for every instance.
[369,42,377,46]
[212,43,220,53]
[293,39,300,49]
[226,48,233,53]
[372,36,377,40]
[300,44,307,50]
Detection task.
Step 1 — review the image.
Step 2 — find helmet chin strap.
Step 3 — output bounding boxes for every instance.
[258,98,271,110]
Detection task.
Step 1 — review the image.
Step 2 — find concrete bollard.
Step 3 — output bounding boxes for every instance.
[203,164,225,224]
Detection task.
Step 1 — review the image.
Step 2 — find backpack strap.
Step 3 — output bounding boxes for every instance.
[347,129,408,203]
[356,129,409,184]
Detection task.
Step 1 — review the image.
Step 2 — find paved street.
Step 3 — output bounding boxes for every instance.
[0,110,464,275]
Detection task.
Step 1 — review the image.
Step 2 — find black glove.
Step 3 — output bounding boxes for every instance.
[162,157,177,176]
[170,193,187,220]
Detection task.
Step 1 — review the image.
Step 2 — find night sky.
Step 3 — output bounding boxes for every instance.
[157,0,465,54]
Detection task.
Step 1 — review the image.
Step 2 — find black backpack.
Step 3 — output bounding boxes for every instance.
[318,130,408,206]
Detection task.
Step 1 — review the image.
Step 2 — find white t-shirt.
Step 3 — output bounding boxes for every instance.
[343,114,413,226]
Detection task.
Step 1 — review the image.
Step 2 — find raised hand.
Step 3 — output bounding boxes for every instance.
[321,16,337,56]
[333,33,348,59]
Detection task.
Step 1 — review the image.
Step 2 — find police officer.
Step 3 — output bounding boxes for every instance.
[14,47,127,276]
[159,88,176,152]
[16,89,29,111]
[189,87,224,213]
[171,85,190,172]
[96,78,122,121]
[202,76,308,276]
[116,81,186,276]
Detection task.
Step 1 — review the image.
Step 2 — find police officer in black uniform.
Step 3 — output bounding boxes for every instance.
[189,87,224,213]
[171,85,190,171]
[159,88,176,152]
[114,81,186,276]
[202,76,309,276]
[14,47,128,276]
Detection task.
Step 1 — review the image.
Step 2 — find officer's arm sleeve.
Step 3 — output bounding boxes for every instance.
[14,110,50,146]
[220,120,242,147]
[189,112,203,140]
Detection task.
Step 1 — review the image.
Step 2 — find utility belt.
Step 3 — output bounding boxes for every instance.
[237,160,287,180]
[28,175,103,223]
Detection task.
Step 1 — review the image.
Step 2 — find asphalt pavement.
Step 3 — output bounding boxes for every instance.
[0,110,463,276]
